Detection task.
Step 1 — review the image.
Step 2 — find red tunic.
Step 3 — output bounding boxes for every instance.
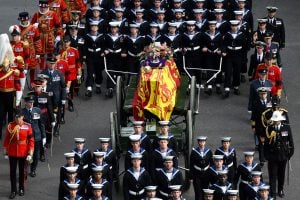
[0,66,21,92]
[65,0,87,16]
[31,11,63,54]
[56,59,69,79]
[255,63,283,96]
[11,41,30,78]
[3,122,34,158]
[19,24,43,69]
[60,47,81,81]
[49,0,70,24]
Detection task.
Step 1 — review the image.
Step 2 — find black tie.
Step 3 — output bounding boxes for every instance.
[261,81,264,86]
[258,55,261,62]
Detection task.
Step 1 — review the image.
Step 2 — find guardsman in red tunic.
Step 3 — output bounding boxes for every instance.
[31,0,63,70]
[18,12,43,86]
[254,52,282,97]
[48,0,70,26]
[3,109,35,199]
[65,0,87,18]
[60,35,82,112]
[55,53,69,78]
[0,34,22,140]
[9,25,30,91]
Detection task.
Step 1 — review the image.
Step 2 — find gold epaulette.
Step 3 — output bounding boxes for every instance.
[279,108,288,113]
[21,40,30,48]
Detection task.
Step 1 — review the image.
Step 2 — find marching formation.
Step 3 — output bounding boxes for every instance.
[0,0,294,200]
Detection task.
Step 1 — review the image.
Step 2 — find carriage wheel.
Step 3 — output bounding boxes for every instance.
[110,112,120,192]
[184,110,193,191]
[116,76,124,128]
[189,76,196,114]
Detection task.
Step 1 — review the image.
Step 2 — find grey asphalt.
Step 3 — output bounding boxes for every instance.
[0,0,299,199]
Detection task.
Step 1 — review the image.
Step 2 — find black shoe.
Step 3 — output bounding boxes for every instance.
[68,105,74,112]
[85,90,92,97]
[95,87,102,94]
[233,88,240,95]
[204,88,212,96]
[60,118,65,124]
[54,130,59,137]
[40,155,45,162]
[45,143,50,149]
[241,74,246,83]
[223,91,230,99]
[105,88,114,98]
[19,189,24,196]
[216,87,222,95]
[278,190,285,198]
[30,171,36,177]
[9,192,16,199]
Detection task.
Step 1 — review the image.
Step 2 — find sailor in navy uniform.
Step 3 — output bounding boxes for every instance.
[141,185,159,199]
[63,183,84,200]
[72,138,92,181]
[123,23,146,73]
[209,170,233,200]
[207,155,227,185]
[226,190,239,200]
[189,136,213,200]
[255,185,274,200]
[85,0,110,20]
[169,185,186,200]
[201,20,223,95]
[214,9,230,35]
[202,189,215,200]
[123,153,152,200]
[59,167,85,200]
[88,183,110,200]
[131,9,150,36]
[125,134,149,171]
[244,171,265,200]
[144,22,163,46]
[96,138,118,182]
[86,6,108,34]
[161,22,183,73]
[151,135,178,176]
[152,121,178,154]
[171,9,187,34]
[214,137,237,183]
[222,20,246,97]
[264,7,285,49]
[82,20,106,97]
[60,153,83,183]
[90,152,111,183]
[110,8,130,35]
[236,0,253,31]
[234,152,261,200]
[156,156,184,200]
[66,10,86,37]
[264,111,294,198]
[86,166,112,199]
[131,121,152,152]
[193,9,208,32]
[155,9,169,35]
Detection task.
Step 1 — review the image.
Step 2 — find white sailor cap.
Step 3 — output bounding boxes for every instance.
[145,185,158,191]
[163,155,174,161]
[266,6,278,12]
[169,185,182,191]
[186,20,196,26]
[173,9,184,13]
[93,151,106,157]
[208,20,217,25]
[197,136,207,141]
[221,137,231,142]
[193,9,205,14]
[98,138,111,143]
[91,6,103,11]
[67,183,80,190]
[258,185,270,191]
[229,20,240,26]
[92,184,104,190]
[131,152,143,159]
[227,190,239,196]
[74,137,85,143]
[158,135,169,141]
[173,0,182,3]
[194,0,206,2]
[168,22,178,27]
[65,166,78,173]
[237,0,246,2]
[203,189,215,194]
[270,110,286,121]
[217,169,228,175]
[92,166,104,173]
[243,151,255,156]
[115,7,125,12]
[234,10,244,15]
[150,22,159,28]
[129,134,141,142]
[89,20,99,26]
[214,0,224,3]
[109,21,121,27]
[213,155,224,160]
[158,121,170,126]
[251,171,263,176]
[214,9,225,14]
[257,18,268,23]
[64,152,75,158]
[133,121,144,126]
[129,23,140,28]
[157,9,166,14]
[135,8,144,13]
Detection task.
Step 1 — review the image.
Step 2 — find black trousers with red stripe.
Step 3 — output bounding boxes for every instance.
[9,156,26,192]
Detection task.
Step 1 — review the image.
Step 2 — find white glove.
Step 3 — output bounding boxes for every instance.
[42,138,46,146]
[248,110,252,114]
[16,91,23,107]
[51,121,56,127]
[23,70,28,75]
[36,54,40,59]
[55,35,61,43]
[66,87,70,94]
[33,23,39,28]
[4,155,9,159]
[76,75,81,80]
[26,155,32,162]
[61,100,66,105]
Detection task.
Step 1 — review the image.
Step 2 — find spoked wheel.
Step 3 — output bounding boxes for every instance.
[183,110,193,191]
[189,76,196,114]
[110,112,120,192]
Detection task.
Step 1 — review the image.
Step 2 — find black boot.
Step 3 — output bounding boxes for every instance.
[85,90,92,97]
[68,100,74,112]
